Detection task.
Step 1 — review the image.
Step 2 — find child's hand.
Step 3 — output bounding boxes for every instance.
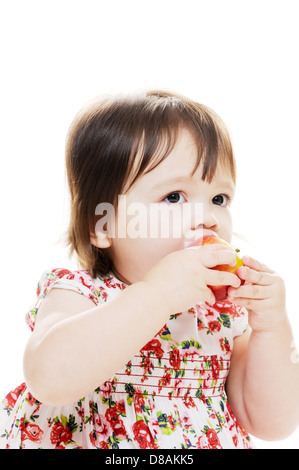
[142,244,241,315]
[227,256,287,332]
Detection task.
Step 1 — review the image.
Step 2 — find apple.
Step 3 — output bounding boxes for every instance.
[192,235,244,301]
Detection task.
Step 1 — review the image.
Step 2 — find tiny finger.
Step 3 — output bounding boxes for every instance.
[226,296,271,312]
[203,249,238,269]
[227,284,270,300]
[237,266,272,286]
[207,269,241,288]
[242,256,275,274]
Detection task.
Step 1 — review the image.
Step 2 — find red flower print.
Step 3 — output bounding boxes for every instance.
[141,355,154,380]
[2,268,255,449]
[89,430,97,447]
[210,355,220,380]
[50,422,73,448]
[199,392,207,404]
[52,268,71,278]
[158,370,171,392]
[100,381,113,398]
[98,286,108,301]
[125,361,132,375]
[132,420,158,449]
[197,319,205,331]
[20,420,44,444]
[212,300,244,318]
[4,383,25,408]
[214,300,243,318]
[115,400,125,415]
[141,339,164,359]
[133,392,145,413]
[196,435,209,449]
[208,320,221,333]
[219,337,231,354]
[25,392,39,406]
[105,407,126,439]
[100,440,109,449]
[169,348,181,370]
[183,394,196,408]
[79,275,93,289]
[66,274,75,280]
[168,415,176,430]
[76,405,85,423]
[155,323,168,337]
[93,413,111,440]
[103,277,119,289]
[206,428,222,449]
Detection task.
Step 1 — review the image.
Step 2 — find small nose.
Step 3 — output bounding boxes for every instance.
[191,203,219,232]
[184,202,219,244]
[203,206,219,231]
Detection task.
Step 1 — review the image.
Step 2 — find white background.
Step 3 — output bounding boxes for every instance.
[0,0,298,449]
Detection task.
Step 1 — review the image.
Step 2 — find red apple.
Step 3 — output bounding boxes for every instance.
[192,235,244,301]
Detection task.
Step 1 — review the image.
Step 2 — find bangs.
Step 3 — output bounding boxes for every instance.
[123,91,235,193]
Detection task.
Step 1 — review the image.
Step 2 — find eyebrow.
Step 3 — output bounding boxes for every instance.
[152,174,235,194]
[151,174,194,191]
[212,177,236,194]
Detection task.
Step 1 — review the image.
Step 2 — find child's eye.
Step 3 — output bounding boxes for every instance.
[163,192,185,204]
[212,194,231,206]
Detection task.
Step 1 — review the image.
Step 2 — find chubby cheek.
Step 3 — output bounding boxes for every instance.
[216,209,233,243]
[110,236,182,284]
[139,237,184,281]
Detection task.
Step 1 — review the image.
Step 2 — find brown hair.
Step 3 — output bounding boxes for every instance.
[65,90,236,278]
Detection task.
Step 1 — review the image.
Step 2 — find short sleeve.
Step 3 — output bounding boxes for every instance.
[25,268,103,332]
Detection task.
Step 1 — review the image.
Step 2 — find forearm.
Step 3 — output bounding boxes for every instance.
[24,281,170,406]
[243,319,299,439]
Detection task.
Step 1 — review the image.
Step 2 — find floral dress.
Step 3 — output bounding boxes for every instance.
[0,268,254,449]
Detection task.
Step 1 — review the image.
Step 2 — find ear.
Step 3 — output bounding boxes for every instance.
[90,232,112,249]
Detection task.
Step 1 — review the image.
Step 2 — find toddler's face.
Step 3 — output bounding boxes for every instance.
[106,129,235,285]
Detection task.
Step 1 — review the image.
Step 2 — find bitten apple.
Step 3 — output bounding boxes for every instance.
[193,235,244,301]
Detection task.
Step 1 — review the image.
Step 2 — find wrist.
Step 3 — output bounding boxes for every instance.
[249,306,288,334]
[250,313,290,338]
